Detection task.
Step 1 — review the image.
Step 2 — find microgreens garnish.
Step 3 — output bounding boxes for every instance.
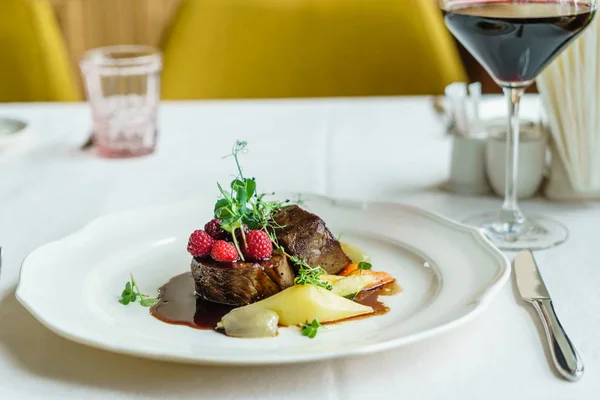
[301,319,321,339]
[294,262,333,290]
[358,261,372,272]
[119,274,157,307]
[213,141,328,288]
[213,140,293,260]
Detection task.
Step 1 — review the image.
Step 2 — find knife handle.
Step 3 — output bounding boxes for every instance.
[531,298,584,381]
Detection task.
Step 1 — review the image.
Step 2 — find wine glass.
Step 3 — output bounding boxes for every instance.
[440,0,597,250]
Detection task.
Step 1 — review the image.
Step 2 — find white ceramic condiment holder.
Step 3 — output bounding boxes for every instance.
[484,120,547,199]
[445,134,491,195]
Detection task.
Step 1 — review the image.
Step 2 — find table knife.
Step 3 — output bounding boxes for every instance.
[514,250,584,381]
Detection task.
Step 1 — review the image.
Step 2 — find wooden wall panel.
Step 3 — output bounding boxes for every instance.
[48,0,182,95]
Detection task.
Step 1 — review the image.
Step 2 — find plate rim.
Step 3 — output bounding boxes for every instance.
[16,193,511,366]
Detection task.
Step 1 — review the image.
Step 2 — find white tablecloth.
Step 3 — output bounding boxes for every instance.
[0,97,598,400]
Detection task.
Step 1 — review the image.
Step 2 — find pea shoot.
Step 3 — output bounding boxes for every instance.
[358,261,372,272]
[213,140,293,260]
[119,274,157,307]
[301,319,321,339]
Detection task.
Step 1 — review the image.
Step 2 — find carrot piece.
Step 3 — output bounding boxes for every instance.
[338,264,395,290]
[363,271,394,289]
[339,264,360,276]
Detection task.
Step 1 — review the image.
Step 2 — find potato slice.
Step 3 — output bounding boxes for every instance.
[322,274,374,297]
[340,242,371,264]
[331,275,374,297]
[220,284,374,331]
[259,285,373,325]
[321,274,344,284]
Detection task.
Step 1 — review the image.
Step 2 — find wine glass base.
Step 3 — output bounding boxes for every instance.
[462,212,568,251]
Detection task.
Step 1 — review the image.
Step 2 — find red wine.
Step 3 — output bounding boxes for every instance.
[443,1,595,85]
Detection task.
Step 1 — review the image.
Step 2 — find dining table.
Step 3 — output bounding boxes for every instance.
[0,96,598,400]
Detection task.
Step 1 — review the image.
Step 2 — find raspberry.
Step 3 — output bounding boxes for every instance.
[204,218,228,241]
[243,230,273,260]
[187,230,215,257]
[210,240,239,262]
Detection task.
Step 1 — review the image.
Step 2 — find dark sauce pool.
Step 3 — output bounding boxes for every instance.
[150,272,402,331]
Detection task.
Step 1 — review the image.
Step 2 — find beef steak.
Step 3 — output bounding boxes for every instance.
[191,254,294,306]
[273,205,351,275]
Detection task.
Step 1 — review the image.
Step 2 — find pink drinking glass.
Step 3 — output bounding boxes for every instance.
[80,45,162,158]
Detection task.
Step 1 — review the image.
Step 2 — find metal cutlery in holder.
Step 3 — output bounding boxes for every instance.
[443,82,491,195]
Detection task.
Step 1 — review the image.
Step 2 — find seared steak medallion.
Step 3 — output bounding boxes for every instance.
[191,254,294,306]
[273,205,351,275]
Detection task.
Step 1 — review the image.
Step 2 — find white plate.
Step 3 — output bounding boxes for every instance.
[16,194,510,366]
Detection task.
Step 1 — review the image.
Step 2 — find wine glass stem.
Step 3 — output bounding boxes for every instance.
[501,87,526,224]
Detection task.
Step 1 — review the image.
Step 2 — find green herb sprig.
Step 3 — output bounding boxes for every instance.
[301,319,321,339]
[213,141,293,259]
[358,261,372,272]
[213,141,327,289]
[293,261,333,290]
[119,274,157,307]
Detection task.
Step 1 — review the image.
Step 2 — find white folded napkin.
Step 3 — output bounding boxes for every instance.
[537,18,600,200]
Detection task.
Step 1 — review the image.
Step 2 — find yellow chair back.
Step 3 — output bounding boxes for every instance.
[0,0,78,102]
[162,0,466,99]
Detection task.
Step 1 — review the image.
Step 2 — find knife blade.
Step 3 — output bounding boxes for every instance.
[514,250,550,300]
[514,250,584,381]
